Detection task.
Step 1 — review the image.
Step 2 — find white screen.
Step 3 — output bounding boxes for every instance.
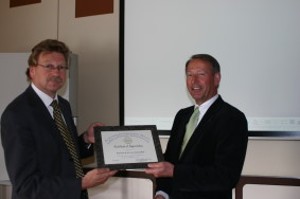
[123,0,300,132]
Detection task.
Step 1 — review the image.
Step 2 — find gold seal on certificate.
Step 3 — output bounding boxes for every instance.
[94,125,164,169]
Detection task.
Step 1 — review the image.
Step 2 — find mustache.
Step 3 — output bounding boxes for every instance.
[48,76,63,83]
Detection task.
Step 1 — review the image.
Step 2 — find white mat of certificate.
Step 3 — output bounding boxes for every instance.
[102,130,158,164]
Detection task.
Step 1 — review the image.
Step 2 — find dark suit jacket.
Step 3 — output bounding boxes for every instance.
[157,96,248,199]
[1,86,93,199]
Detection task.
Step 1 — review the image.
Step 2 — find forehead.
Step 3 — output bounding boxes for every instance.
[186,59,213,71]
[38,51,66,62]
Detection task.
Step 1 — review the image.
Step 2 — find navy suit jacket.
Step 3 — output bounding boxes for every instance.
[1,86,93,199]
[157,96,248,199]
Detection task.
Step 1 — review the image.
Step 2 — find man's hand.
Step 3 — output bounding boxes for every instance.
[154,194,166,199]
[81,168,117,189]
[84,122,104,144]
[145,161,174,178]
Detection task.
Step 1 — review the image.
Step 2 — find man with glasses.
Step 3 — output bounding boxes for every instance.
[1,39,116,199]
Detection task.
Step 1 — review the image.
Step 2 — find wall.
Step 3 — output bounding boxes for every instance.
[0,0,299,198]
[58,0,119,130]
[0,0,58,51]
[243,139,300,177]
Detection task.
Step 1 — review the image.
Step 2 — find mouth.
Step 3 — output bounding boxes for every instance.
[190,86,202,96]
[192,86,201,91]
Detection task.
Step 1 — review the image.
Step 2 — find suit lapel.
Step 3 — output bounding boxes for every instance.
[180,97,224,159]
[174,107,194,159]
[26,86,67,142]
[27,87,56,126]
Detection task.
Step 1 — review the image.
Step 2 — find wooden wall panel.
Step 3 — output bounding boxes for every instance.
[75,0,113,18]
[10,0,41,7]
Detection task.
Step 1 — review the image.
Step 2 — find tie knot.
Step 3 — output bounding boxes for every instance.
[51,100,59,110]
[193,107,200,116]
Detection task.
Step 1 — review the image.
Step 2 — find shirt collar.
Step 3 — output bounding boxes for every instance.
[195,94,219,118]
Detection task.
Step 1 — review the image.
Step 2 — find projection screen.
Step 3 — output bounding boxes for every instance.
[121,0,300,137]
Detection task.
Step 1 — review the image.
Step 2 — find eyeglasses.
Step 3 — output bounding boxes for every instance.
[36,64,69,72]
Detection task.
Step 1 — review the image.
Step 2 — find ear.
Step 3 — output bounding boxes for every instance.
[214,72,221,86]
[29,66,35,79]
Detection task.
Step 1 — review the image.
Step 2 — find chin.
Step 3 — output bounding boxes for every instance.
[48,85,63,93]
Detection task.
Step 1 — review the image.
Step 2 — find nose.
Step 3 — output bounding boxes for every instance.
[191,74,200,82]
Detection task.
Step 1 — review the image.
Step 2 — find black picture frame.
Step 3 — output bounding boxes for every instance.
[94,125,164,169]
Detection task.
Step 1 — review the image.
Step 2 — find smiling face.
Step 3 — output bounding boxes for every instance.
[29,52,67,98]
[186,59,221,105]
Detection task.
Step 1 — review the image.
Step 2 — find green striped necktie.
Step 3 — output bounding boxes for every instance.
[180,107,200,156]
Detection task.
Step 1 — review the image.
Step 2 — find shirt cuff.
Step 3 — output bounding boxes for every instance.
[156,190,169,199]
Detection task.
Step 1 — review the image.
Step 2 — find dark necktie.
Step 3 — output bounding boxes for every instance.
[51,100,84,178]
[180,107,200,156]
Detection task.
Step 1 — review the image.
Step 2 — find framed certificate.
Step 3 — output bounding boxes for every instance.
[94,125,164,169]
